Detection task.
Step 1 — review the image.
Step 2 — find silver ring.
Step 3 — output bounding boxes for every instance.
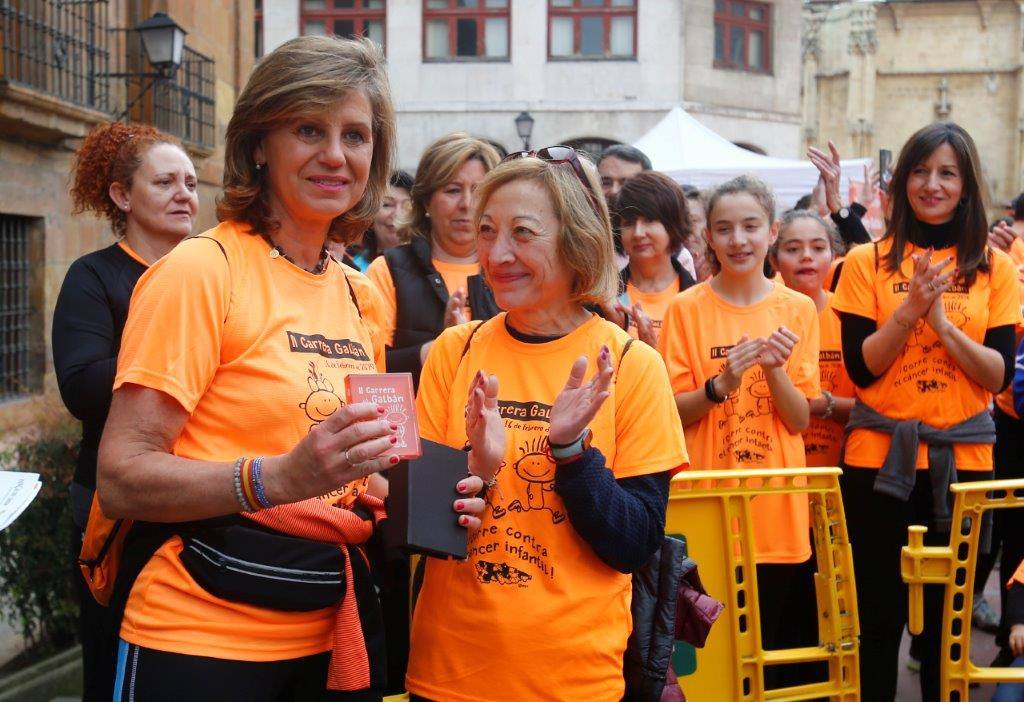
[928,281,936,292]
[343,448,354,465]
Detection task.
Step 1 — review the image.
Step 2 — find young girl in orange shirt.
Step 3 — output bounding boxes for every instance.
[659,175,821,688]
[769,210,855,468]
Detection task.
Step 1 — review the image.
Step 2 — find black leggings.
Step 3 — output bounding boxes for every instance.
[757,558,826,690]
[113,640,382,702]
[840,464,991,702]
[995,409,1024,650]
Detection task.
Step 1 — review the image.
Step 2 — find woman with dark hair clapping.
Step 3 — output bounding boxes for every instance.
[833,122,1021,701]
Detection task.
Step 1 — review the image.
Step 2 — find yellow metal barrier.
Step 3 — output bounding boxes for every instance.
[667,467,860,701]
[902,477,1024,699]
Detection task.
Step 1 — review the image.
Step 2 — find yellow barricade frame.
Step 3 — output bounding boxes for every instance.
[901,477,1024,699]
[668,467,860,701]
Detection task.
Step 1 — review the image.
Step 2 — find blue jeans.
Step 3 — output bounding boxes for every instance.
[992,658,1024,702]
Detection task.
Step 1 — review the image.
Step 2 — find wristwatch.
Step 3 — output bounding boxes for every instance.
[548,429,593,465]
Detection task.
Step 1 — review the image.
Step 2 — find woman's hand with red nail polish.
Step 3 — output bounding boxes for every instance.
[453,474,486,531]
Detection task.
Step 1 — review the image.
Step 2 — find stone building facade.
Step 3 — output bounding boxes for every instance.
[0,0,252,430]
[259,0,804,168]
[803,0,1024,204]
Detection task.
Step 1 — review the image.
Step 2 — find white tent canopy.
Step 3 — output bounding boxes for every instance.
[633,107,870,212]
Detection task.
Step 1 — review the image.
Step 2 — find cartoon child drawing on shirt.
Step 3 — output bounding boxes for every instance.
[299,361,343,430]
[507,436,566,524]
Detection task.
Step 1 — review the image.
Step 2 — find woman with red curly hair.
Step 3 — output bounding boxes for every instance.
[52,120,196,701]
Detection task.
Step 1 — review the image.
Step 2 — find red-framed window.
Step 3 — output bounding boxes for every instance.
[714,0,771,73]
[547,0,636,60]
[422,0,510,61]
[300,0,386,48]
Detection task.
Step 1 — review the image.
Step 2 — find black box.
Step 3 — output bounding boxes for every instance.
[383,438,468,559]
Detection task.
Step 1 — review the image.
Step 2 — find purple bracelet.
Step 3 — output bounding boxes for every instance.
[251,456,274,509]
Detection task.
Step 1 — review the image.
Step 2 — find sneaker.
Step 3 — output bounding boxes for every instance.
[906,655,921,673]
[973,597,1000,633]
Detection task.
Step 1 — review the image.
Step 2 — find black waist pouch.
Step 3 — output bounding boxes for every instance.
[178,521,346,612]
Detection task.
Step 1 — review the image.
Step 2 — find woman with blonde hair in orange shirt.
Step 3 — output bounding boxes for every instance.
[405,147,688,701]
[658,175,821,689]
[366,134,502,387]
[97,36,486,701]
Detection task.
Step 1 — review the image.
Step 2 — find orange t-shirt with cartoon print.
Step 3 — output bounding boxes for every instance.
[365,254,476,346]
[832,240,1022,471]
[623,279,681,341]
[659,280,821,564]
[406,313,688,702]
[803,293,855,467]
[114,221,384,662]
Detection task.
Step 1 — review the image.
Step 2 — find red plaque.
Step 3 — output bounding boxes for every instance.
[345,373,421,460]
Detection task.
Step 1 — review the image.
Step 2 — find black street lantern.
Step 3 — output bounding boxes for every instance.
[136,12,187,78]
[514,110,534,151]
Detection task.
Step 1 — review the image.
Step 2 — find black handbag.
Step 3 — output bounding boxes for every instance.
[178,520,346,611]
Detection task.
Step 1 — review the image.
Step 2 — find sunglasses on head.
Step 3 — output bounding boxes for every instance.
[502,145,602,212]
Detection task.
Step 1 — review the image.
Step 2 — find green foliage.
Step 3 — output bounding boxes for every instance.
[0,423,80,654]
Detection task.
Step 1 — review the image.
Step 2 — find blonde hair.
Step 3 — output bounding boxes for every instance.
[398,133,501,242]
[472,155,618,306]
[217,35,396,243]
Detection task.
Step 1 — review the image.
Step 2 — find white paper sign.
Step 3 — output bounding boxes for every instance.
[0,471,41,532]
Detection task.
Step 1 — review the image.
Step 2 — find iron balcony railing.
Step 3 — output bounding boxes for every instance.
[2,1,215,149]
[0,0,111,112]
[107,27,215,150]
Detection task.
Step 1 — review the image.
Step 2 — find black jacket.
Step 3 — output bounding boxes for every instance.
[382,236,500,386]
[623,536,690,701]
[52,243,147,492]
[831,201,871,247]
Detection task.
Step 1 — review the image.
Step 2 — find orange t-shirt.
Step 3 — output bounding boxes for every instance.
[659,280,821,564]
[406,314,688,702]
[824,256,845,291]
[117,239,150,266]
[1009,559,1024,589]
[832,240,1022,471]
[803,293,855,467]
[365,253,477,347]
[623,279,681,341]
[114,221,385,661]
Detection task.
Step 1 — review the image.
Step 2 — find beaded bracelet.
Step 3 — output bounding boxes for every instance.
[240,458,259,513]
[233,457,255,513]
[251,457,274,509]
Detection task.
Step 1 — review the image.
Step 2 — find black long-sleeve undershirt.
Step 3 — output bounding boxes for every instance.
[52,243,147,490]
[831,202,871,247]
[554,448,669,574]
[839,312,1015,392]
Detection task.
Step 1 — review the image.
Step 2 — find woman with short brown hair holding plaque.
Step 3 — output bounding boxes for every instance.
[97,36,485,701]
